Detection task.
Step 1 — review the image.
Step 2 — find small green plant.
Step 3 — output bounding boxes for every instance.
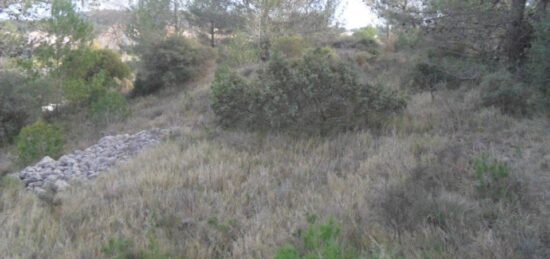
[473,155,514,201]
[102,237,176,259]
[89,92,130,125]
[16,120,64,165]
[274,217,358,259]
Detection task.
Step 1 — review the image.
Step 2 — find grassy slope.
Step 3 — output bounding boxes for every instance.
[0,57,549,258]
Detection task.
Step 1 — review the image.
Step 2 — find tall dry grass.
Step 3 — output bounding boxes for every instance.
[0,57,549,258]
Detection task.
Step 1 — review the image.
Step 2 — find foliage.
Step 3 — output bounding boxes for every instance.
[274,217,358,259]
[211,48,406,133]
[60,47,131,104]
[353,26,378,41]
[217,32,258,66]
[473,155,518,202]
[89,92,130,125]
[480,70,531,116]
[133,36,214,96]
[16,120,64,165]
[407,62,460,92]
[102,237,176,259]
[272,35,307,59]
[210,66,260,127]
[0,71,44,146]
[35,0,94,68]
[188,0,244,47]
[527,12,550,111]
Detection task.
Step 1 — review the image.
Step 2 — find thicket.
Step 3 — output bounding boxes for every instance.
[0,72,43,146]
[133,36,214,96]
[211,48,406,134]
[16,120,64,165]
[59,47,131,105]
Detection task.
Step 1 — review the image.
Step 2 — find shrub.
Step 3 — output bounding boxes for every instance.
[480,69,531,115]
[473,155,520,202]
[353,26,378,41]
[133,36,214,96]
[89,92,129,124]
[274,217,358,259]
[60,47,131,104]
[407,62,461,92]
[16,120,64,165]
[272,35,307,59]
[210,66,260,127]
[218,32,258,66]
[0,72,42,146]
[527,12,550,111]
[211,48,406,133]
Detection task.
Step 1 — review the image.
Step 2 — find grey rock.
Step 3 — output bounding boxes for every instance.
[16,129,166,192]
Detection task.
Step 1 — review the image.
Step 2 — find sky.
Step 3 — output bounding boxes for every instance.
[1,0,378,30]
[341,0,379,30]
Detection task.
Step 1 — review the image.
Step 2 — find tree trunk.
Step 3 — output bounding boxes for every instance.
[210,21,215,47]
[504,0,528,67]
[535,0,549,20]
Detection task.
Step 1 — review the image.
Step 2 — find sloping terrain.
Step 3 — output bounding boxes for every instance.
[0,66,548,258]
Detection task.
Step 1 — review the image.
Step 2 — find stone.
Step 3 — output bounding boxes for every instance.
[15,129,166,192]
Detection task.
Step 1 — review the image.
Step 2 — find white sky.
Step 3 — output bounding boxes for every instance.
[341,0,379,30]
[1,0,379,30]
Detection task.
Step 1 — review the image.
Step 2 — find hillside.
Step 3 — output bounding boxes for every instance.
[1,0,549,258]
[1,54,549,257]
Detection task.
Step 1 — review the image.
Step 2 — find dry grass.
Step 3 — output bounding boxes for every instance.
[0,59,549,258]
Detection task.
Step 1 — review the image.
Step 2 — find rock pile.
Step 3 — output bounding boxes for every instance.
[18,129,165,192]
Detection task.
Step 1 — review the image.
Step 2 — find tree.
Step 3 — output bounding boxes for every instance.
[34,0,93,68]
[188,0,244,47]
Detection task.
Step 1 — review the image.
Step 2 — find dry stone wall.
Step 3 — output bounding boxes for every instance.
[17,129,166,193]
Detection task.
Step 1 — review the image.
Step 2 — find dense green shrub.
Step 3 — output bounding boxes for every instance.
[274,217,358,259]
[272,35,307,59]
[60,47,131,104]
[0,72,43,146]
[133,36,214,96]
[89,92,129,124]
[527,12,550,111]
[16,120,64,165]
[210,66,260,127]
[211,48,406,133]
[480,69,531,115]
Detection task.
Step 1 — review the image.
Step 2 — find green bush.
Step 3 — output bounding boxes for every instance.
[274,217,358,259]
[527,12,550,111]
[480,69,531,115]
[272,35,307,59]
[211,48,406,133]
[60,47,131,104]
[16,120,64,165]
[133,36,214,96]
[89,92,129,124]
[0,72,43,146]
